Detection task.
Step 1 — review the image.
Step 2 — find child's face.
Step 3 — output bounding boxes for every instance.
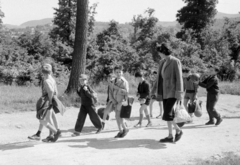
[79,78,87,86]
[114,69,123,78]
[135,77,141,83]
[209,68,216,75]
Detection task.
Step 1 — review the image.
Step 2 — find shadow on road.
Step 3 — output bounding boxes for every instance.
[0,141,39,151]
[60,138,167,150]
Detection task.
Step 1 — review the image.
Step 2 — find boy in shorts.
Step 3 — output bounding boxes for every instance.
[134,71,152,127]
[182,68,198,121]
[111,66,129,138]
[149,71,163,118]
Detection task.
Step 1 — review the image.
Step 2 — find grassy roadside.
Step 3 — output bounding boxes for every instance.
[0,80,238,114]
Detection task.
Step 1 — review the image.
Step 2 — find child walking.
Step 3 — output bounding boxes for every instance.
[111,66,129,138]
[149,71,163,118]
[102,73,117,130]
[134,71,152,127]
[72,74,103,136]
[192,67,223,126]
[182,68,199,122]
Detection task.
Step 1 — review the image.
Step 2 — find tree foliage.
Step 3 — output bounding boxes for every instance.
[176,0,218,34]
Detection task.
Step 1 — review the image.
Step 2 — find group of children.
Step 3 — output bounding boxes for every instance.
[28,63,223,143]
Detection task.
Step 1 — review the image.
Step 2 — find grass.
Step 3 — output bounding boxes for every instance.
[192,152,240,165]
[219,81,240,95]
[0,78,238,114]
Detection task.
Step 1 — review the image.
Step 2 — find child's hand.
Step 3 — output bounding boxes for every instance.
[83,86,88,91]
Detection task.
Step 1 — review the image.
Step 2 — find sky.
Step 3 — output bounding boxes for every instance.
[1,0,240,25]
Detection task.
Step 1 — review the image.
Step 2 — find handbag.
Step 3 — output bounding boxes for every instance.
[194,100,203,117]
[52,95,66,116]
[174,101,191,123]
[188,101,196,113]
[120,96,134,118]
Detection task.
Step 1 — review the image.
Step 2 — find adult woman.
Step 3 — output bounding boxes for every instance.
[153,43,184,143]
[37,64,61,142]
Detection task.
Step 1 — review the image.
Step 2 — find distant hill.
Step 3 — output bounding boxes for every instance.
[20,18,53,28]
[215,12,240,19]
[3,11,240,30]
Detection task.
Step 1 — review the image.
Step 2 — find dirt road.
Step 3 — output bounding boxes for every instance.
[1,95,240,165]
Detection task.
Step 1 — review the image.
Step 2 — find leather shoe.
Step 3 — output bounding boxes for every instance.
[205,121,215,125]
[114,132,123,138]
[215,117,223,126]
[175,130,183,142]
[159,137,174,143]
[121,129,129,138]
[96,128,102,134]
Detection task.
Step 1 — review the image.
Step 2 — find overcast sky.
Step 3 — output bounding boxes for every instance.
[1,0,240,25]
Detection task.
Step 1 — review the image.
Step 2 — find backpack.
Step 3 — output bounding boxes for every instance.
[87,85,98,104]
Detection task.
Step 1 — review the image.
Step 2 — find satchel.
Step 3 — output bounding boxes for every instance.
[120,96,134,118]
[174,102,191,123]
[52,95,66,116]
[87,85,98,104]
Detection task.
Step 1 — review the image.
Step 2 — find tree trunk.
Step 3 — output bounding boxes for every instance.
[66,0,88,94]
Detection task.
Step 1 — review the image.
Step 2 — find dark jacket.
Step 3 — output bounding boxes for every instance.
[77,85,95,106]
[137,80,150,99]
[199,75,219,94]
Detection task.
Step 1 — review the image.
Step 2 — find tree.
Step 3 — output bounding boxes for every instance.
[49,0,98,68]
[130,8,159,71]
[0,6,4,29]
[176,0,218,43]
[66,0,88,93]
[50,0,77,47]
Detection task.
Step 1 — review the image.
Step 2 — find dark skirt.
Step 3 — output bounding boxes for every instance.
[162,98,177,121]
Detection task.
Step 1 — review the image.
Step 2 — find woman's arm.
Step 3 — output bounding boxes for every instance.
[174,60,184,100]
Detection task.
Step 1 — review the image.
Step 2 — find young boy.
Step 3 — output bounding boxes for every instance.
[111,66,129,138]
[193,67,223,126]
[71,74,103,136]
[149,71,163,118]
[134,71,152,127]
[182,68,199,122]
[102,73,117,130]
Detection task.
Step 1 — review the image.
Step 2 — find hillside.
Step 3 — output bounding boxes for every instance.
[215,12,240,19]
[3,12,240,30]
[20,18,53,28]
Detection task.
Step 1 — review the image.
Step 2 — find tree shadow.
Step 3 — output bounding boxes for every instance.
[0,141,39,151]
[60,138,167,150]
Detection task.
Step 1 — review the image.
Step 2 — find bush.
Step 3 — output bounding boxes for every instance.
[219,81,240,95]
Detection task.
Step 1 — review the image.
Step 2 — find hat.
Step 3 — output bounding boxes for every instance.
[42,64,52,74]
[79,74,88,80]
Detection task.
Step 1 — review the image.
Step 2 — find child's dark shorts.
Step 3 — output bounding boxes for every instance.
[140,98,150,106]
